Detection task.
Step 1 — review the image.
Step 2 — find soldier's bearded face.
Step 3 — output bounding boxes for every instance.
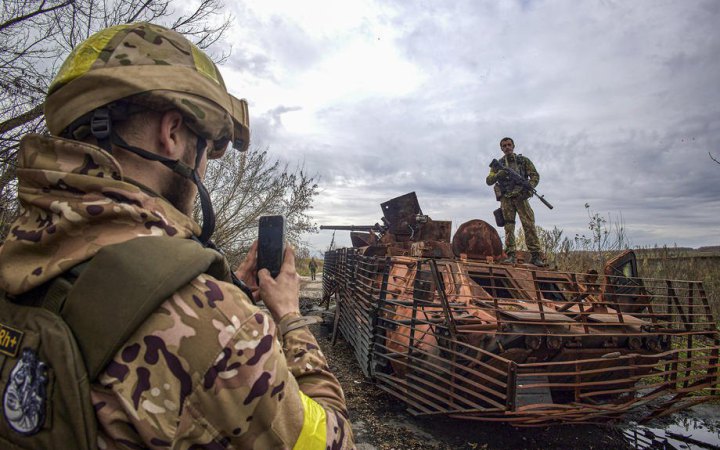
[162,131,209,215]
[501,140,514,155]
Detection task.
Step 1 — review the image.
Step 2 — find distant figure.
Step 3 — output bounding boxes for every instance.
[486,137,546,267]
[309,257,318,280]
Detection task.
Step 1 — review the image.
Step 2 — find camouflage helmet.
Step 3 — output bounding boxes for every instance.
[44,22,249,158]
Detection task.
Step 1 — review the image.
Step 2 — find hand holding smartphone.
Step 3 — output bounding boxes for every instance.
[257,215,285,279]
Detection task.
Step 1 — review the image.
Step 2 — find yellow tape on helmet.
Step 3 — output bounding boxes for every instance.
[190,44,223,87]
[293,391,326,450]
[49,24,127,94]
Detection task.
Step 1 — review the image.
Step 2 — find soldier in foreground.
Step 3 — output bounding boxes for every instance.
[486,137,547,267]
[0,23,353,448]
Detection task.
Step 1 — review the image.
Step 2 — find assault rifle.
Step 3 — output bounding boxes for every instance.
[490,158,554,209]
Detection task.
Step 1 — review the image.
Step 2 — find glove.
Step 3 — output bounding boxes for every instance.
[496,169,508,179]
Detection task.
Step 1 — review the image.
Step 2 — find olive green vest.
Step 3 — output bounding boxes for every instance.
[497,154,529,197]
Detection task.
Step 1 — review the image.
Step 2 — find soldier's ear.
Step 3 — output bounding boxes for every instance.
[158,111,186,158]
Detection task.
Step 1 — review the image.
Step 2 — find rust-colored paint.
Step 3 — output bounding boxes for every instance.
[321,193,720,425]
[452,219,503,260]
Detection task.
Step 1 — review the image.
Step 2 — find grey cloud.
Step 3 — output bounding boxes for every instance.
[225,0,720,249]
[224,3,326,80]
[228,51,274,79]
[249,105,303,148]
[267,105,303,127]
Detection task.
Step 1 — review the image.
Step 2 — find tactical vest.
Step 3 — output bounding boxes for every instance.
[497,154,529,197]
[0,236,236,449]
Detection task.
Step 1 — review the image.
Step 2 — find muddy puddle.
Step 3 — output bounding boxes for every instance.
[622,404,720,449]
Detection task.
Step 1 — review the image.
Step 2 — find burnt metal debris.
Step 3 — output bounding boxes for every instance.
[321,192,719,426]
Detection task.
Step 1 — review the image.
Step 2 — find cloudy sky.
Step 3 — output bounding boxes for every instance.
[214,0,720,254]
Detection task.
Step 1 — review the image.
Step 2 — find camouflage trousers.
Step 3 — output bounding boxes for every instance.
[501,196,541,253]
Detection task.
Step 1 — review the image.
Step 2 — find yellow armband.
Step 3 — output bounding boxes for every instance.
[293,391,326,450]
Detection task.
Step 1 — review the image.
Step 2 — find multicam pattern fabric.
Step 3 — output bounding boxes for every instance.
[486,154,539,199]
[500,196,541,253]
[44,22,249,155]
[0,134,199,294]
[486,153,541,253]
[0,135,354,449]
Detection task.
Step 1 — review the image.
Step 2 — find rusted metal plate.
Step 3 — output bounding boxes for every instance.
[498,310,577,323]
[586,313,650,325]
[323,247,720,425]
[350,231,375,247]
[409,240,454,258]
[380,192,422,240]
[320,193,719,425]
[452,219,503,260]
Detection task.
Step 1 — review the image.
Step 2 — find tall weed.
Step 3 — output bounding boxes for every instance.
[526,204,720,319]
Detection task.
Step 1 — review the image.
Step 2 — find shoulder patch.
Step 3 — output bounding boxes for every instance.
[0,323,24,357]
[3,348,49,435]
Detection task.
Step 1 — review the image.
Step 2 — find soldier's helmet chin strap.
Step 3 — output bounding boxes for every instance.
[87,107,216,244]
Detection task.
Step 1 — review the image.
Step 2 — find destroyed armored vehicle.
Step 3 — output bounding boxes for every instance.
[321,192,719,425]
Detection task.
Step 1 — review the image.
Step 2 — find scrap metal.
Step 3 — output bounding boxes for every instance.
[321,192,719,425]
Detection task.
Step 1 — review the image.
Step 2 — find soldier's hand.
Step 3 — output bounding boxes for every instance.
[497,169,508,179]
[258,245,301,322]
[234,240,261,302]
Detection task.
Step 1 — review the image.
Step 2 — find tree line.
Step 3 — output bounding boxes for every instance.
[0,0,318,258]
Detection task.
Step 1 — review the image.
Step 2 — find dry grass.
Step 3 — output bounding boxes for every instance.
[635,248,720,320]
[296,257,323,277]
[541,251,718,329]
[547,246,720,321]
[528,205,720,321]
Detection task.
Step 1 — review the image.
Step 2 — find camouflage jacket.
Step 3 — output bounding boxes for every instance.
[485,153,540,199]
[0,134,354,449]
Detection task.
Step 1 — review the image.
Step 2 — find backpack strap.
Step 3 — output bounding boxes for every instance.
[516,153,526,170]
[40,263,89,314]
[61,236,231,381]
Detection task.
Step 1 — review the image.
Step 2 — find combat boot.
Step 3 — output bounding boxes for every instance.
[501,252,516,264]
[530,252,547,267]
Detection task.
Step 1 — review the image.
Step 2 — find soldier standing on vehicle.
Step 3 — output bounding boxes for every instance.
[309,257,318,280]
[0,23,353,449]
[486,137,547,267]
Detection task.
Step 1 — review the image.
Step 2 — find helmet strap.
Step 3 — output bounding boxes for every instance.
[114,134,215,243]
[192,137,215,244]
[109,127,215,244]
[67,106,216,243]
[90,109,113,153]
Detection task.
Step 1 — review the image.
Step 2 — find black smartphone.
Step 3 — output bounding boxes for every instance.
[257,215,285,278]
